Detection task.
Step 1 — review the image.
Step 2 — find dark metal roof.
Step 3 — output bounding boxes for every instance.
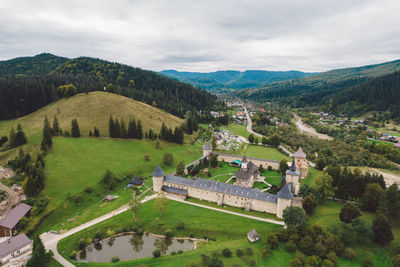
[276,183,293,199]
[162,185,188,195]
[290,158,296,171]
[164,175,281,202]
[0,203,31,229]
[234,161,258,180]
[215,153,280,163]
[294,146,307,158]
[129,178,143,185]
[0,234,32,258]
[152,166,165,177]
[203,142,212,150]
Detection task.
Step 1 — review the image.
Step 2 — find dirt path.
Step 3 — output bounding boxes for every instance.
[0,180,19,219]
[353,167,400,187]
[294,114,333,141]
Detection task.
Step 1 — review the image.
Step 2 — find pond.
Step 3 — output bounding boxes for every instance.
[76,233,196,263]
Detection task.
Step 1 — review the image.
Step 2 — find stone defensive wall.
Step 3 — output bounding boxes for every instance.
[215,153,280,170]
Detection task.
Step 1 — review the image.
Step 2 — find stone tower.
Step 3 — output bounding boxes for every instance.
[203,141,213,157]
[152,165,165,192]
[276,183,293,218]
[285,158,300,194]
[241,155,248,171]
[293,146,308,178]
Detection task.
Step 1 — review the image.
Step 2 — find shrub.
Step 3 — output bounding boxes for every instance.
[245,247,253,255]
[144,154,150,161]
[262,246,270,258]
[165,229,173,238]
[78,239,87,250]
[326,251,337,264]
[322,259,334,267]
[171,251,176,256]
[275,228,289,242]
[362,255,373,267]
[222,248,232,257]
[111,256,120,263]
[69,251,77,260]
[177,249,183,254]
[285,240,297,252]
[176,222,185,230]
[163,153,174,166]
[392,254,400,267]
[236,249,244,257]
[84,186,93,193]
[152,249,161,258]
[268,165,273,171]
[342,248,356,260]
[267,233,279,249]
[392,240,400,255]
[249,259,256,266]
[189,233,194,238]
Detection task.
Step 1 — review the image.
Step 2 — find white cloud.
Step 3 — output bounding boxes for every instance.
[0,0,399,72]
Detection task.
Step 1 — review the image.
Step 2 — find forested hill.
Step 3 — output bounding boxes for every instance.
[0,53,68,76]
[160,69,315,93]
[237,58,400,105]
[326,71,400,118]
[0,54,220,120]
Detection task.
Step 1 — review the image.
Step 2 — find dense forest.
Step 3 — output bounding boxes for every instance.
[0,53,222,120]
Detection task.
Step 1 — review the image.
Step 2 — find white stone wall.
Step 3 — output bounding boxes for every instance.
[277,197,292,218]
[163,180,280,216]
[153,176,164,192]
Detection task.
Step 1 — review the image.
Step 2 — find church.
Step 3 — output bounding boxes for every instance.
[233,155,262,188]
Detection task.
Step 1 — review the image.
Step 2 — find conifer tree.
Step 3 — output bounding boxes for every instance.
[41,115,53,151]
[15,124,27,146]
[114,119,121,138]
[89,130,93,136]
[8,127,16,148]
[128,118,137,138]
[109,116,115,137]
[71,118,81,137]
[94,127,100,137]
[137,120,143,139]
[120,119,127,138]
[52,115,60,136]
[25,235,50,267]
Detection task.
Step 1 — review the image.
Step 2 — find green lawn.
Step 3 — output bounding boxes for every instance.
[32,137,202,233]
[48,257,64,267]
[234,144,290,161]
[301,167,323,186]
[58,199,281,266]
[193,163,238,183]
[262,170,282,187]
[222,123,249,138]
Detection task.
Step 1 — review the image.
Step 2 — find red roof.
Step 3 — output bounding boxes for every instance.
[395,143,400,148]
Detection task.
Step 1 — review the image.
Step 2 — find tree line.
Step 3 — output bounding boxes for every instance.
[0,54,222,120]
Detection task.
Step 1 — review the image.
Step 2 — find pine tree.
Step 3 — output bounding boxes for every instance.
[109,116,115,137]
[128,118,137,138]
[373,214,394,245]
[120,119,127,138]
[15,123,27,146]
[89,130,93,136]
[94,127,100,137]
[137,120,143,139]
[41,115,53,151]
[52,115,60,136]
[114,119,121,138]
[176,161,186,176]
[8,127,16,148]
[71,118,81,138]
[25,235,49,267]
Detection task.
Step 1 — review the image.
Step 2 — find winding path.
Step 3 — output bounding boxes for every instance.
[293,114,333,141]
[0,180,19,219]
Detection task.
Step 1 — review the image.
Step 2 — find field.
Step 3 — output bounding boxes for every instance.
[31,137,202,233]
[58,199,281,267]
[0,92,185,164]
[234,144,290,161]
[221,123,249,138]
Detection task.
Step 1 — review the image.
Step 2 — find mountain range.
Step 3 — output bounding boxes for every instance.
[160,69,316,93]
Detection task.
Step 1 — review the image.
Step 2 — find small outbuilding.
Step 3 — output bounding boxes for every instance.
[229,160,242,167]
[247,229,260,243]
[129,177,144,187]
[103,195,118,202]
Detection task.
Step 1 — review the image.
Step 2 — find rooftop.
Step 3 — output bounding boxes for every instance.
[0,203,31,229]
[234,161,258,180]
[162,185,188,196]
[152,165,165,177]
[203,142,212,150]
[0,234,32,258]
[293,147,307,159]
[276,183,293,200]
[164,175,284,203]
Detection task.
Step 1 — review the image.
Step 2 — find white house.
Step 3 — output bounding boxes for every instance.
[0,234,32,264]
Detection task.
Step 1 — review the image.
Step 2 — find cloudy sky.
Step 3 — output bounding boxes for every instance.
[1,0,399,72]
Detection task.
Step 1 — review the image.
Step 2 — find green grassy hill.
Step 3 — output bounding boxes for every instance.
[0,92,184,164]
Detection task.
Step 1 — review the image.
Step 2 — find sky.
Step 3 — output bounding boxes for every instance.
[1,0,400,72]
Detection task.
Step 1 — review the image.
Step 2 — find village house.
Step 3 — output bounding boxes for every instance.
[247,229,260,243]
[0,233,32,265]
[0,203,31,238]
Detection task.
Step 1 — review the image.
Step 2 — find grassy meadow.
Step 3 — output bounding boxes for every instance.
[221,123,249,138]
[233,144,290,161]
[32,137,202,233]
[58,199,281,267]
[0,92,185,164]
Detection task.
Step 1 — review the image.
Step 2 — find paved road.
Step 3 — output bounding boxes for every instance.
[41,194,157,267]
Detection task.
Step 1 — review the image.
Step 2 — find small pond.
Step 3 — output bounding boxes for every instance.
[76,233,196,263]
